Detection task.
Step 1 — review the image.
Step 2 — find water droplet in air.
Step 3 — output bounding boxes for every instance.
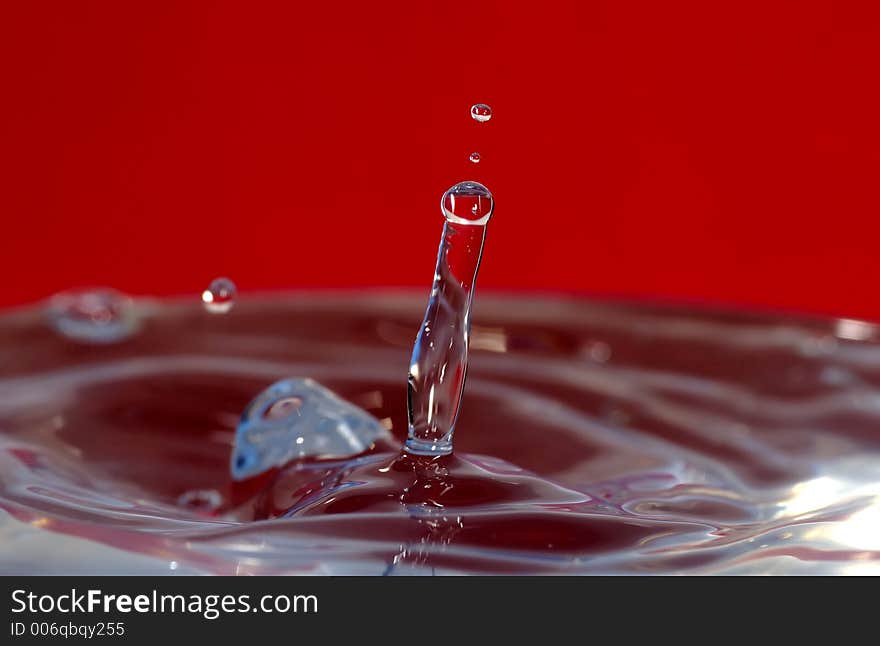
[177,489,223,513]
[46,288,138,344]
[441,181,494,225]
[470,104,492,123]
[469,152,481,163]
[202,277,237,314]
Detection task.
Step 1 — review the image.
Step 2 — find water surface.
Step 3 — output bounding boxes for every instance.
[1,292,878,574]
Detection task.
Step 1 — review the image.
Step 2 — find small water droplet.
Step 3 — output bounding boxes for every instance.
[46,288,138,344]
[177,489,223,513]
[468,152,481,163]
[405,181,495,457]
[470,104,492,123]
[202,277,237,314]
[441,181,494,225]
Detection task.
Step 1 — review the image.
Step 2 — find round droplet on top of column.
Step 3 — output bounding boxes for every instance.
[468,152,481,163]
[441,181,494,226]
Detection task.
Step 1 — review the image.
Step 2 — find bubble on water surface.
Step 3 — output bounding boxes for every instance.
[470,104,492,123]
[46,288,138,344]
[202,277,236,314]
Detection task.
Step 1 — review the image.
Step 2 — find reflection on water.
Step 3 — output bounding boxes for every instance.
[0,291,879,574]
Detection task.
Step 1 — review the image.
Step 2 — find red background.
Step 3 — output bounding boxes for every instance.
[2,2,879,319]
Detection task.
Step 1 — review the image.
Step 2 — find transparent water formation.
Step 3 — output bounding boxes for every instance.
[2,292,880,574]
[46,288,138,344]
[470,104,492,123]
[202,278,237,314]
[231,378,395,480]
[404,182,494,456]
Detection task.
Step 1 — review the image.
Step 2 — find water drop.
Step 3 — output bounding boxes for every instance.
[470,104,492,123]
[46,288,138,344]
[202,277,237,314]
[231,378,395,480]
[405,181,494,456]
[441,180,494,226]
[468,152,481,163]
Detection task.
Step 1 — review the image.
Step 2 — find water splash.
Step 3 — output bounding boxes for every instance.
[2,294,880,573]
[45,288,138,344]
[231,378,395,480]
[202,277,237,314]
[404,182,494,456]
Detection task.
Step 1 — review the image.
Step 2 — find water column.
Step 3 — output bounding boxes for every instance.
[404,181,495,456]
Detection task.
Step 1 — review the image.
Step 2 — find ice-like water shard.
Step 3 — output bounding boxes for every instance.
[231,378,394,480]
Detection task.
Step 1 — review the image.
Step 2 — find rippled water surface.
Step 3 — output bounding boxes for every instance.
[1,291,879,574]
